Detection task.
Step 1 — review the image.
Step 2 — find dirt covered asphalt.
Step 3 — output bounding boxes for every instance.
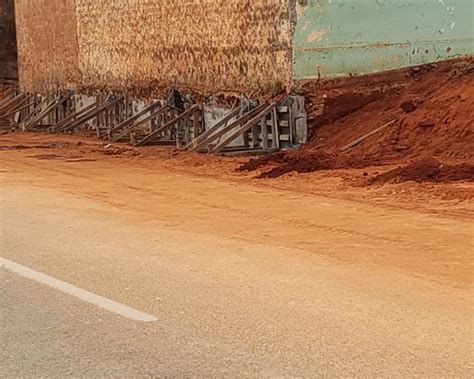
[1,183,471,377]
[0,131,472,288]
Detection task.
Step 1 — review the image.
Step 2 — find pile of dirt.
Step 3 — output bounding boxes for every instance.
[238,151,335,178]
[368,158,474,185]
[240,57,474,182]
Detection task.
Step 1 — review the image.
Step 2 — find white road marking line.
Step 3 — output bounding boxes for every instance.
[0,257,157,322]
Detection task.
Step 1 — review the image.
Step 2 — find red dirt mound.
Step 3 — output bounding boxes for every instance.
[238,151,335,178]
[240,57,474,181]
[368,158,474,185]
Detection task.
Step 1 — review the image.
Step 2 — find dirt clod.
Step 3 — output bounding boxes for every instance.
[369,158,474,185]
[400,100,418,113]
[416,122,435,128]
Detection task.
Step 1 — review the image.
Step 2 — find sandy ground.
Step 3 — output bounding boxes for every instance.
[0,132,472,290]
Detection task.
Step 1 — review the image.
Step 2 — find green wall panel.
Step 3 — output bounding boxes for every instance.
[293,0,474,80]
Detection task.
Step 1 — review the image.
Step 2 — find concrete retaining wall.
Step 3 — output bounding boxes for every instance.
[15,0,79,92]
[15,0,293,97]
[14,0,474,94]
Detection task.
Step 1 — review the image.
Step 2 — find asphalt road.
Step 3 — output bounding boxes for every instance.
[1,184,472,377]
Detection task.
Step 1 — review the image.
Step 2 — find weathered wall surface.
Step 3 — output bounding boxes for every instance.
[15,0,293,97]
[16,0,473,94]
[293,0,474,79]
[0,0,18,78]
[15,0,80,92]
[74,0,292,97]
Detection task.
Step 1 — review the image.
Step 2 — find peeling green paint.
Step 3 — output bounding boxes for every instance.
[293,0,474,80]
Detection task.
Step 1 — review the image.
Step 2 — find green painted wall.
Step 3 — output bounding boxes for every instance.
[293,0,474,80]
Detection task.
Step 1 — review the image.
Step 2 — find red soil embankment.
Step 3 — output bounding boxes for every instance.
[239,58,474,183]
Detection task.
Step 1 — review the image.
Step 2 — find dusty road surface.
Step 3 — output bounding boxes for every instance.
[0,136,473,377]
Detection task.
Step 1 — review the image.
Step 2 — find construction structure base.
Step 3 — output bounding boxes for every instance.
[0,89,307,156]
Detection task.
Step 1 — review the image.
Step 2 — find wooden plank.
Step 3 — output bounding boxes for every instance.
[58,103,102,132]
[0,93,22,113]
[124,97,131,120]
[220,147,278,157]
[58,97,74,126]
[0,96,29,119]
[212,103,276,154]
[62,96,124,132]
[271,107,280,149]
[251,118,259,147]
[97,93,104,129]
[187,106,241,151]
[261,115,268,149]
[288,107,294,146]
[339,119,397,151]
[0,88,15,108]
[20,96,50,126]
[192,108,200,141]
[18,96,35,124]
[0,101,33,119]
[20,101,44,126]
[108,101,161,137]
[0,97,23,117]
[190,104,267,152]
[111,105,169,143]
[117,99,125,124]
[243,129,249,148]
[23,93,72,131]
[135,105,198,146]
[0,93,27,116]
[136,140,175,146]
[26,96,61,131]
[53,102,97,131]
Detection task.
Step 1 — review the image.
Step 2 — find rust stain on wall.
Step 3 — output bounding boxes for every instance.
[15,0,80,92]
